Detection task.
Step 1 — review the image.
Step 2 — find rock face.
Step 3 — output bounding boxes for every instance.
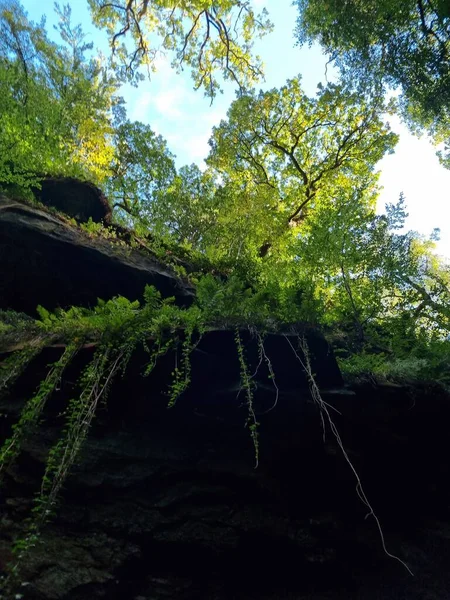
[0,185,449,600]
[31,177,112,224]
[1,333,450,600]
[0,196,194,315]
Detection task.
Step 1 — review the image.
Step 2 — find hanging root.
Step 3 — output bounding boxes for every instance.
[283,334,414,576]
[242,329,279,415]
[255,332,279,414]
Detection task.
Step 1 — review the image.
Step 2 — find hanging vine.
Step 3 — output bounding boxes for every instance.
[0,344,43,398]
[167,323,203,408]
[0,341,80,483]
[235,328,259,467]
[35,345,125,523]
[0,276,415,594]
[0,285,211,594]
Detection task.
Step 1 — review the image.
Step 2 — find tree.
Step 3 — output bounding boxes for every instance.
[297,191,450,347]
[0,1,118,189]
[207,77,397,258]
[380,226,450,337]
[294,0,450,166]
[149,164,219,246]
[88,0,272,98]
[106,119,177,227]
[106,122,219,245]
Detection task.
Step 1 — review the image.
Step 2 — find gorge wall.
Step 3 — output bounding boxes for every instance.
[0,184,449,599]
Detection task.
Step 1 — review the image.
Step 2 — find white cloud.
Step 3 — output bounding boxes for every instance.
[152,53,172,73]
[183,134,211,165]
[153,87,184,119]
[129,91,153,122]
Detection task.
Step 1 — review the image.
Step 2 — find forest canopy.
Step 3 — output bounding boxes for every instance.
[0,0,450,384]
[295,0,450,167]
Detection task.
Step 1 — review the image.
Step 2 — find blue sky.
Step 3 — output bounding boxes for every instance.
[22,0,450,257]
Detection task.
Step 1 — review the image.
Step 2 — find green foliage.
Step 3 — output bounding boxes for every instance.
[295,0,450,166]
[196,274,260,323]
[338,350,449,386]
[2,1,450,593]
[106,120,177,230]
[0,345,42,396]
[0,1,118,193]
[34,344,122,524]
[0,275,294,564]
[148,164,219,247]
[206,77,397,260]
[88,0,272,98]
[80,218,118,240]
[0,287,207,587]
[167,328,196,408]
[0,310,41,350]
[196,273,303,327]
[0,342,79,482]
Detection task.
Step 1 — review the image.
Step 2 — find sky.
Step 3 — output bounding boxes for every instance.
[21,0,450,258]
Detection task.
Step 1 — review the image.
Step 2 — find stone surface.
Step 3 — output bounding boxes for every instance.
[0,335,449,599]
[31,177,112,224]
[0,196,194,315]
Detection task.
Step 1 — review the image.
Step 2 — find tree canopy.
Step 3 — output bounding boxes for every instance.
[295,0,450,167]
[207,79,396,258]
[88,0,273,98]
[0,1,118,187]
[0,0,449,384]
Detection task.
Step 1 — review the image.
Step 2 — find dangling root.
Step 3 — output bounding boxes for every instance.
[255,332,279,414]
[283,334,414,576]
